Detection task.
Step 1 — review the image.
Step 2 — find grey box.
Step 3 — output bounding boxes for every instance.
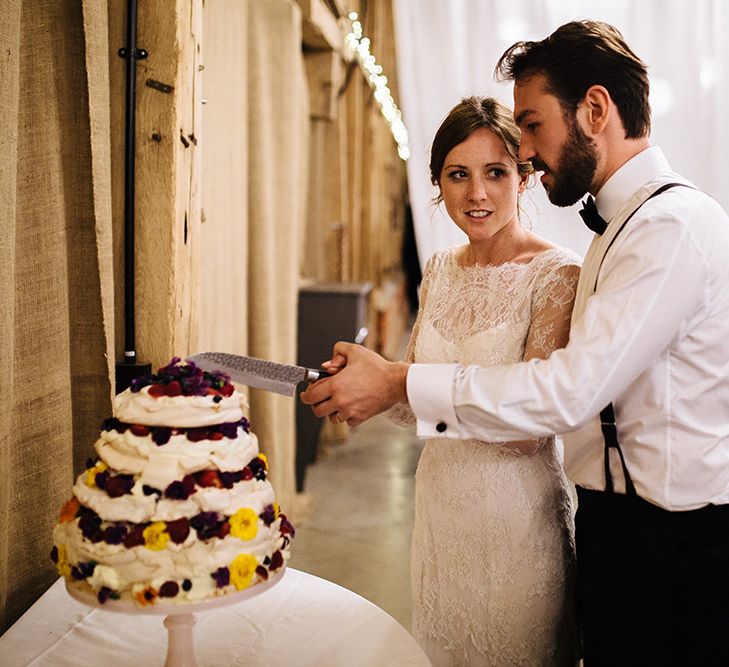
[296,282,372,491]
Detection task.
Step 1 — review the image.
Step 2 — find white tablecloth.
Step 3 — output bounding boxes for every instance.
[0,568,431,666]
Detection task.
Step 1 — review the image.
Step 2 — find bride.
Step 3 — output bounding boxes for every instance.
[391,97,581,665]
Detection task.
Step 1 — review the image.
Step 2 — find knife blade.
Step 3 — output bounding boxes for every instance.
[187,352,329,396]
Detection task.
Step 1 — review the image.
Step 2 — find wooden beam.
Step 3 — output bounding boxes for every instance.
[295,0,345,52]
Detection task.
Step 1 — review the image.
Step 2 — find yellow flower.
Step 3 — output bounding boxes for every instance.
[56,544,71,578]
[85,461,108,487]
[258,453,268,469]
[229,508,258,541]
[273,502,280,519]
[229,553,258,590]
[143,522,170,551]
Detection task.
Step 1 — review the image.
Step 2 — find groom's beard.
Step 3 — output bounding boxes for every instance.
[535,116,599,207]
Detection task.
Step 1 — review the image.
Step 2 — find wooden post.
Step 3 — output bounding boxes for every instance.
[111,0,202,369]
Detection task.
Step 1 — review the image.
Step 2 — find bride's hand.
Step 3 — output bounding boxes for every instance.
[321,353,347,375]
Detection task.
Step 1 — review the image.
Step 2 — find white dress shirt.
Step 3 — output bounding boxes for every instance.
[408,147,729,510]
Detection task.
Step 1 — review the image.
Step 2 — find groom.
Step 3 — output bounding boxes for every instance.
[301,20,729,666]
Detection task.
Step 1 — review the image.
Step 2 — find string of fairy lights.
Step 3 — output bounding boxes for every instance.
[346,11,410,161]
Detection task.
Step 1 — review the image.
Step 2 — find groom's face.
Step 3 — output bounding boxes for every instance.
[514,74,598,207]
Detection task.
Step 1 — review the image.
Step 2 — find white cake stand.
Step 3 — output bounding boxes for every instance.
[65,568,285,667]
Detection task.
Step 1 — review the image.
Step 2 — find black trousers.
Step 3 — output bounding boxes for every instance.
[576,487,729,666]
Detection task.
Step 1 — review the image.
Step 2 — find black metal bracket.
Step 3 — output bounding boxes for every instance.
[117,47,148,59]
[145,78,173,94]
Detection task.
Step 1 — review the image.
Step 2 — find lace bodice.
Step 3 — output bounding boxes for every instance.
[390,246,581,433]
[395,246,582,666]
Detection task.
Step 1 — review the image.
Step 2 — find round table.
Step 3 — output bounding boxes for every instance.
[0,569,431,666]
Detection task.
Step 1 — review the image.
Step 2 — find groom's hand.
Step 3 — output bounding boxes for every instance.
[300,342,410,427]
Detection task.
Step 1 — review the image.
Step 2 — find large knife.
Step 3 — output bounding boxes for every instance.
[187,352,330,396]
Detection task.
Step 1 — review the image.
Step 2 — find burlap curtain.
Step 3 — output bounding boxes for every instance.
[0,0,115,632]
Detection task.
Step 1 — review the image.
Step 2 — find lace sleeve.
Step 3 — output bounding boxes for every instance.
[384,255,436,427]
[503,258,580,455]
[524,261,580,361]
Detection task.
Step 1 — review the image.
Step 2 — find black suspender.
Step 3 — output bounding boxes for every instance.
[595,182,693,495]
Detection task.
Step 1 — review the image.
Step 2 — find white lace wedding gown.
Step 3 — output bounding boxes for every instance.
[391,247,581,666]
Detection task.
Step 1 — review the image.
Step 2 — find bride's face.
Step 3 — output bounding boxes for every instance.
[439,127,525,244]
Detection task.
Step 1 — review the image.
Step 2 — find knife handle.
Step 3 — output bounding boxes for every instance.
[305,369,330,383]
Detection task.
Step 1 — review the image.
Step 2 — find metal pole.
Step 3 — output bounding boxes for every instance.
[116,0,150,392]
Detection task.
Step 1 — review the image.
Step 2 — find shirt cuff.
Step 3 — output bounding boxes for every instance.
[407,363,463,439]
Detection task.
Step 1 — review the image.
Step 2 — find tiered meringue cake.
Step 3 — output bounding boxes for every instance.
[52,358,294,606]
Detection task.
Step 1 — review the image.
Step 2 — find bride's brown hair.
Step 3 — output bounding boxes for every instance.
[429,96,533,205]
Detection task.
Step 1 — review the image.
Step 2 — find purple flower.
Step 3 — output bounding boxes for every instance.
[130,373,154,393]
[157,357,182,376]
[249,458,267,481]
[260,504,276,526]
[219,422,239,439]
[190,512,222,540]
[212,567,230,588]
[79,510,103,542]
[71,561,97,580]
[97,586,112,604]
[105,474,134,498]
[218,472,236,489]
[101,418,124,433]
[103,524,128,545]
[95,470,109,490]
[127,358,236,397]
[164,475,196,500]
[183,374,210,397]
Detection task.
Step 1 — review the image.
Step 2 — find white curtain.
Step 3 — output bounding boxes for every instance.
[394,0,728,267]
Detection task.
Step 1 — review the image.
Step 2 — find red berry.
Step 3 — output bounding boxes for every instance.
[130,424,150,437]
[209,431,224,441]
[186,428,208,442]
[165,381,182,397]
[182,474,196,495]
[159,581,179,598]
[219,383,234,397]
[241,467,253,481]
[196,470,222,488]
[269,550,284,570]
[216,521,230,539]
[166,518,190,544]
[105,475,134,498]
[148,384,165,397]
[123,525,146,548]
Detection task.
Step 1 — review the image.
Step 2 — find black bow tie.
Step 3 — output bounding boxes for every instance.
[579,196,607,235]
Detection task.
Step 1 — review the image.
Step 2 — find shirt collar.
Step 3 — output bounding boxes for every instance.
[594,146,671,222]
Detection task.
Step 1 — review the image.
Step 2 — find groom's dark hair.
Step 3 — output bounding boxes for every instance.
[495,20,651,139]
